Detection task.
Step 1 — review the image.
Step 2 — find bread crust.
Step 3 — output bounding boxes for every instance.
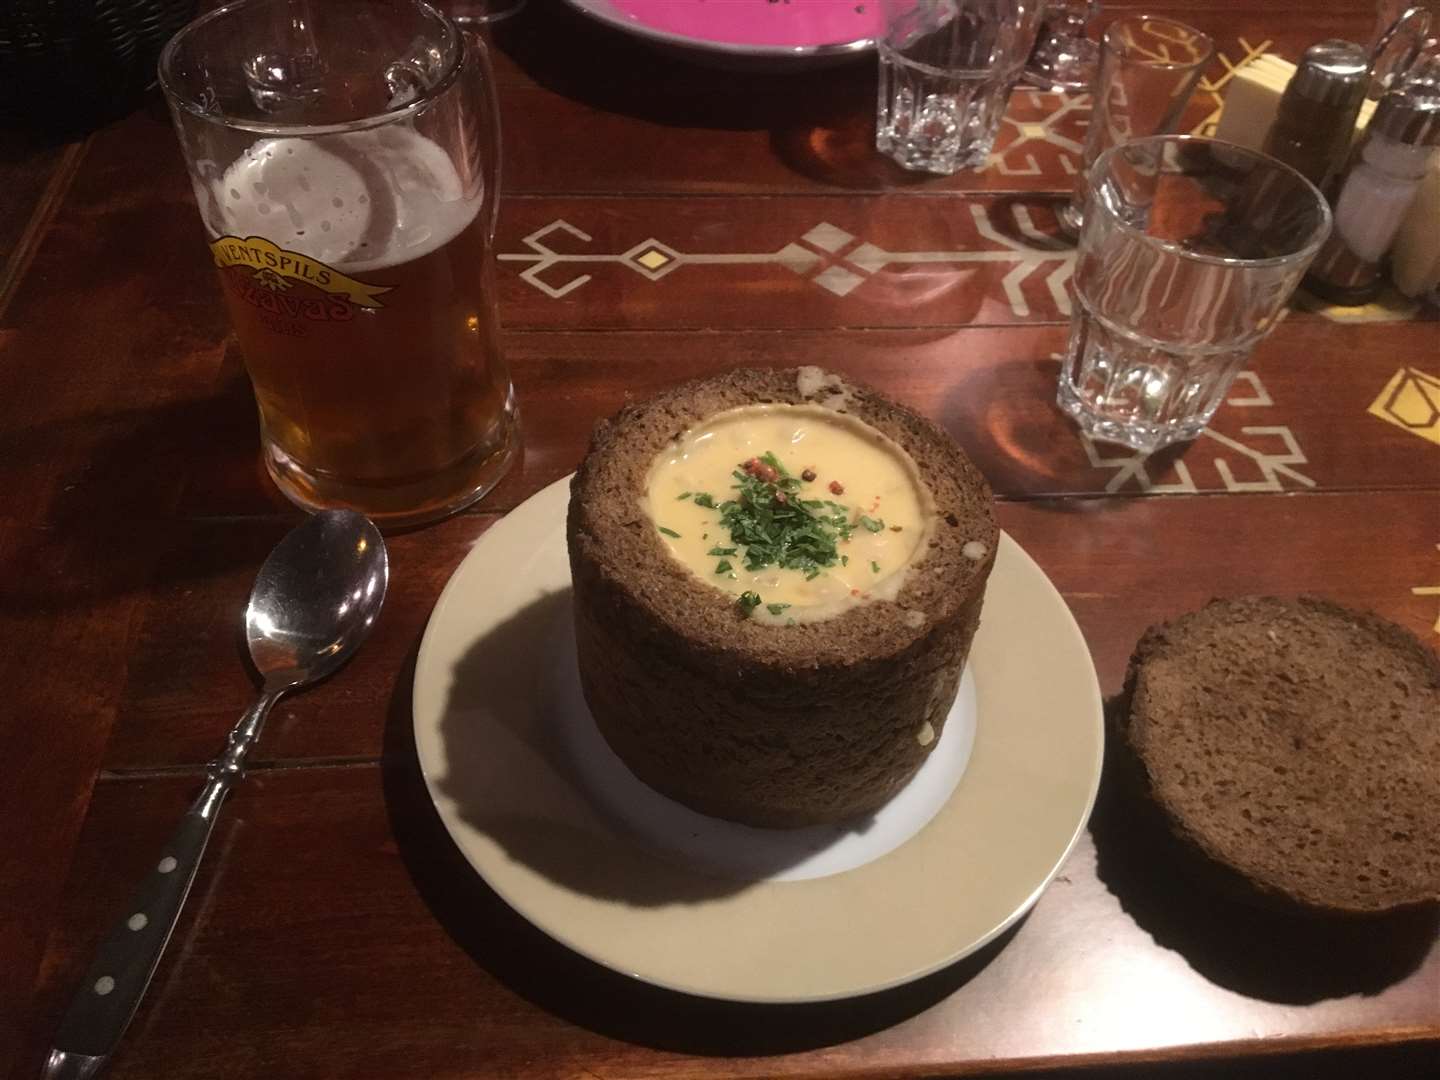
[567,367,998,827]
[1118,595,1440,915]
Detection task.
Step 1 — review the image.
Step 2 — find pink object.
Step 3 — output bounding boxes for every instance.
[606,0,879,48]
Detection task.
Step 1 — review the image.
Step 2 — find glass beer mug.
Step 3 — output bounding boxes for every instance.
[160,0,517,527]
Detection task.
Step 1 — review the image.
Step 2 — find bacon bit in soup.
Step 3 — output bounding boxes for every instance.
[742,457,780,484]
[829,480,845,495]
[802,468,817,482]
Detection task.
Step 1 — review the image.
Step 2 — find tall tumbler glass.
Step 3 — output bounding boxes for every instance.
[159,0,518,528]
[1058,14,1212,234]
[876,0,1044,174]
[1057,136,1331,453]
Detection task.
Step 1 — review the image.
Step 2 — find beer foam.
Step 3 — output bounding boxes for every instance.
[213,127,481,273]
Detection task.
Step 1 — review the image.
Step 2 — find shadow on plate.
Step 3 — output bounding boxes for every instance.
[382,635,1019,1052]
[1090,701,1440,1005]
[422,587,887,903]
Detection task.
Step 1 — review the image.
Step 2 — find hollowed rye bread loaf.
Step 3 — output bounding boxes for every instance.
[566,367,998,828]
[1118,596,1440,915]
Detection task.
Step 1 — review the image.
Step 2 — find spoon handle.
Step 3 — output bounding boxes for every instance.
[43,690,281,1079]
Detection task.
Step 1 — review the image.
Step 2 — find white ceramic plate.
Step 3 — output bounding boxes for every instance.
[413,476,1104,1004]
[561,0,878,65]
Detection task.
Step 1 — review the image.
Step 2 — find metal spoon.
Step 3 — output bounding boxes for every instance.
[43,510,389,1080]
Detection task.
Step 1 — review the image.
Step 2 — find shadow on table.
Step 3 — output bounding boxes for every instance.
[493,0,856,130]
[381,623,1017,1055]
[942,350,1201,502]
[1091,701,1440,1005]
[492,0,930,191]
[766,89,942,191]
[0,359,288,613]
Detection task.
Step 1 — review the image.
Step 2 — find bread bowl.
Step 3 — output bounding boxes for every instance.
[566,367,997,827]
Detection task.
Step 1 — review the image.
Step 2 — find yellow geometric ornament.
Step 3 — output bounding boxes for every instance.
[1368,367,1440,446]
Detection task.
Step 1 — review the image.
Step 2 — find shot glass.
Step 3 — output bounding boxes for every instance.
[876,0,1044,174]
[1058,14,1212,234]
[1057,136,1331,453]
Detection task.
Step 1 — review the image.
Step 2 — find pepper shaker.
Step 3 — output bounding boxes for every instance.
[1262,40,1371,191]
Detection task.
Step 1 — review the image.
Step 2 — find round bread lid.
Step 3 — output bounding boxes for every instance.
[1122,595,1440,914]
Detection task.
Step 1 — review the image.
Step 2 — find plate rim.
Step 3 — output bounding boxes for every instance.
[412,474,1105,1004]
[560,0,877,60]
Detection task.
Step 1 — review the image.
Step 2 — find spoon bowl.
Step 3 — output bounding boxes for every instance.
[246,510,389,688]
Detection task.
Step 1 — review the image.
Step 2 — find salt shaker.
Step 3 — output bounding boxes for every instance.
[1262,39,1371,190]
[1305,73,1440,304]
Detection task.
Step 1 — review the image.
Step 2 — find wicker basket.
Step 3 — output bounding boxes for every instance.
[0,0,196,131]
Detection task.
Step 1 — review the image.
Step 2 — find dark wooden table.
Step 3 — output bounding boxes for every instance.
[3,2,1438,1078]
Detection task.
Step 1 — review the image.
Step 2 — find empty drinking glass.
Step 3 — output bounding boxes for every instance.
[1057,136,1332,453]
[1022,0,1100,91]
[1058,14,1212,234]
[876,0,1044,174]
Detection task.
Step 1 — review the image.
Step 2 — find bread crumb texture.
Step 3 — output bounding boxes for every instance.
[1122,595,1440,914]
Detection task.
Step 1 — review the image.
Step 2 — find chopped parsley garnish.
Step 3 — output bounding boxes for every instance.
[658,526,680,538]
[871,560,881,574]
[767,602,791,615]
[841,554,849,567]
[714,560,733,575]
[693,492,717,509]
[859,515,885,533]
[737,591,763,617]
[707,546,737,557]
[717,451,852,579]
[676,491,691,500]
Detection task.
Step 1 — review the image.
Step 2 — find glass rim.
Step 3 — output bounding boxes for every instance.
[873,44,1025,80]
[1086,134,1333,269]
[157,0,465,137]
[1101,13,1215,71]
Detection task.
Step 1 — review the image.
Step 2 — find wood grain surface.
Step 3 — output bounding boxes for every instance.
[2,0,1437,1077]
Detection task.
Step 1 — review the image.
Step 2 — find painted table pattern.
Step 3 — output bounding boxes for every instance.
[1,2,1437,1079]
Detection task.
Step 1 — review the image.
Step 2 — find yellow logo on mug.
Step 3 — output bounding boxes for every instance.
[210,235,391,309]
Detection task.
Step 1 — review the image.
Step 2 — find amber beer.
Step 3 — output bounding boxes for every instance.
[204,129,516,527]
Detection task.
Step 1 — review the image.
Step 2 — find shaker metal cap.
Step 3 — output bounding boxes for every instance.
[1289,39,1371,107]
[1370,77,1440,145]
